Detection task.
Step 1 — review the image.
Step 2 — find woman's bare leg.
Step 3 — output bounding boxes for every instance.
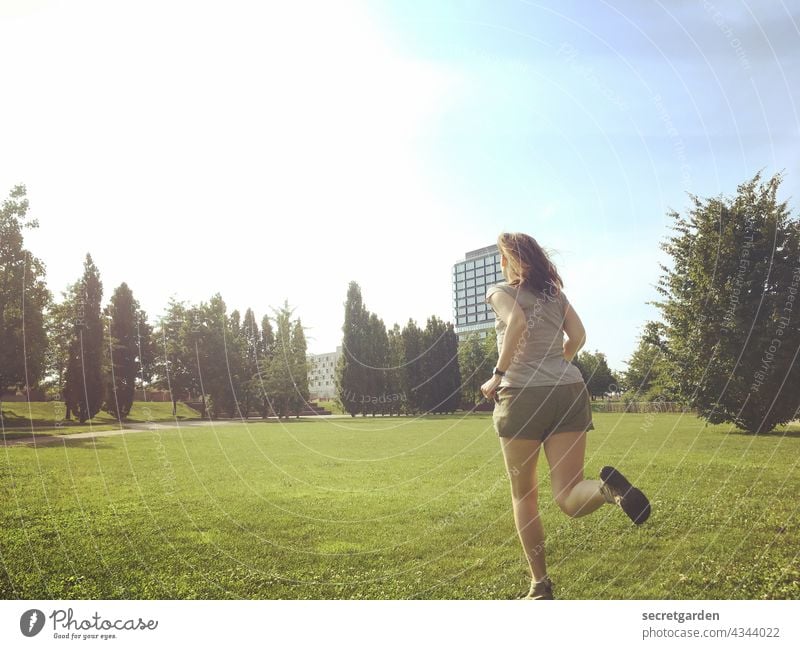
[499,436,546,581]
[543,430,607,517]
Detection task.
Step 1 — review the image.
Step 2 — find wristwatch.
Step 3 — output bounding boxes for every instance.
[493,366,506,377]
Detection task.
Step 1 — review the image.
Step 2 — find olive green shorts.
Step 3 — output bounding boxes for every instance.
[492,381,595,441]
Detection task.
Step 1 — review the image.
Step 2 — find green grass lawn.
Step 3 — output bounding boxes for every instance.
[1,413,798,600]
[0,401,202,437]
[315,398,344,414]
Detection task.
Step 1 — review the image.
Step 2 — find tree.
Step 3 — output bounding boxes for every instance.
[289,317,310,417]
[651,171,800,433]
[441,322,462,412]
[401,318,425,415]
[103,283,151,420]
[238,308,261,418]
[572,350,616,399]
[152,298,202,416]
[385,323,405,416]
[193,293,244,419]
[254,314,275,418]
[418,315,461,413]
[362,312,389,416]
[622,329,677,401]
[42,294,74,400]
[63,254,105,423]
[336,282,369,417]
[0,184,49,405]
[261,300,296,419]
[458,332,493,406]
[483,329,499,375]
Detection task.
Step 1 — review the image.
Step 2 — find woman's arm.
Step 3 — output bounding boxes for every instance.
[480,290,526,400]
[562,301,586,362]
[490,290,527,371]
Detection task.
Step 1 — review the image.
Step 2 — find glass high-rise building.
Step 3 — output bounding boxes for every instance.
[453,244,504,342]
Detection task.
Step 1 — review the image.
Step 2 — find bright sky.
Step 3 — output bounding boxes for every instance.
[2,0,798,372]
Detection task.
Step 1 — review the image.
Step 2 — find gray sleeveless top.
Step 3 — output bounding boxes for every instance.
[485,281,585,387]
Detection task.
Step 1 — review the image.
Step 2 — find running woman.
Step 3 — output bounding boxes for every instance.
[480,232,651,600]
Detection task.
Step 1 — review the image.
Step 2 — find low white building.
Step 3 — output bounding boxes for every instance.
[308,346,342,400]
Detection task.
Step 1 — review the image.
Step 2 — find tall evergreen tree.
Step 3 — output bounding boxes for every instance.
[289,317,310,417]
[103,282,146,420]
[418,316,461,413]
[255,314,275,418]
[63,254,105,423]
[401,318,425,415]
[441,322,462,413]
[226,308,248,418]
[0,184,49,403]
[193,293,244,419]
[262,300,296,419]
[651,171,800,433]
[385,323,405,416]
[420,316,447,413]
[364,312,389,416]
[134,303,156,391]
[336,282,368,417]
[239,308,260,418]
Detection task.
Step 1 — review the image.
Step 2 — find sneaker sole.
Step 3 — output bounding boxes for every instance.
[600,466,651,525]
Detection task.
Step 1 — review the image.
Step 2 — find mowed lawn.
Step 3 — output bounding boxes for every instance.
[1,413,798,600]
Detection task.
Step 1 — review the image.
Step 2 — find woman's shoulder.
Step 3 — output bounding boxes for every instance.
[487,281,567,306]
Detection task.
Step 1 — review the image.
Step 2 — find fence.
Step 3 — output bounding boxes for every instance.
[593,400,695,414]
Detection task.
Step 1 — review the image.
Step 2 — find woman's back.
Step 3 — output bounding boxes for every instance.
[485,281,584,387]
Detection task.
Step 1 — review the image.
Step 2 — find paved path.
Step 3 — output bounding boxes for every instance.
[1,415,357,448]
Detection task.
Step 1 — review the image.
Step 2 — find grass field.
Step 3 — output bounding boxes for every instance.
[1,413,798,600]
[0,401,202,437]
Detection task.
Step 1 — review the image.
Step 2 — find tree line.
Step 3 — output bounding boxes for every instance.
[335,282,463,416]
[4,170,797,433]
[0,184,309,422]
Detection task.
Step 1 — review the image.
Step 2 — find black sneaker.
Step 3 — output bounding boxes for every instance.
[600,466,651,525]
[521,576,555,600]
